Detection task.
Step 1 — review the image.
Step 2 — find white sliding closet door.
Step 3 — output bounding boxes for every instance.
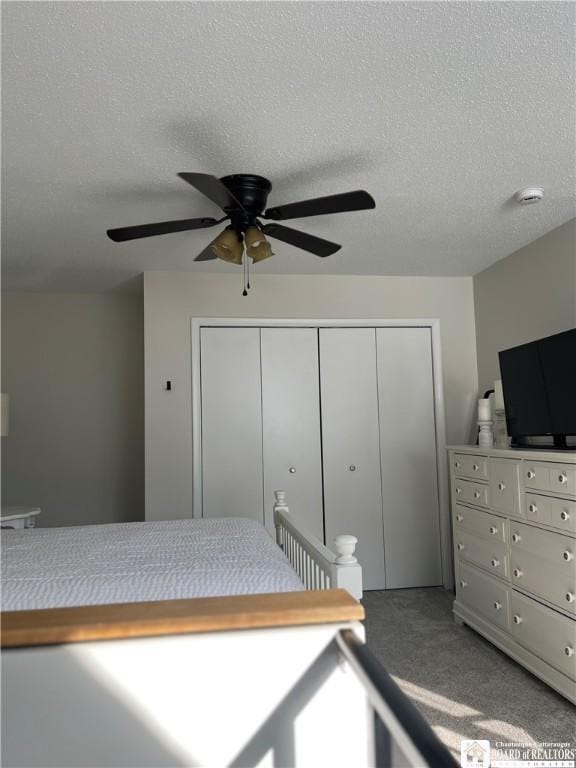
[261,329,323,538]
[200,327,263,523]
[376,327,442,588]
[320,328,386,590]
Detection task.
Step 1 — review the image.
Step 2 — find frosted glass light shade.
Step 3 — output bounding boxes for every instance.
[211,228,244,265]
[245,226,273,263]
[1,394,9,437]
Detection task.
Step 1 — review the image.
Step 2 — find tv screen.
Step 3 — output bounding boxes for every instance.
[498,328,576,443]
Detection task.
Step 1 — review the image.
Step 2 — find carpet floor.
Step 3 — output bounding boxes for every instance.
[363,588,575,758]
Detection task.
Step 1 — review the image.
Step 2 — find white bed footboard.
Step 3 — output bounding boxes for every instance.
[274,491,363,600]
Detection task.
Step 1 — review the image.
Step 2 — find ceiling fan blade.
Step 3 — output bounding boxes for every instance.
[194,236,220,261]
[107,217,220,242]
[262,223,341,257]
[178,173,246,212]
[264,190,375,221]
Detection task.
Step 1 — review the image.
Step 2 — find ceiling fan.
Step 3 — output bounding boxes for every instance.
[107,173,375,294]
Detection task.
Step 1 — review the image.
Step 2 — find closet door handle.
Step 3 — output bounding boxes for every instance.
[289,467,296,474]
[349,465,356,472]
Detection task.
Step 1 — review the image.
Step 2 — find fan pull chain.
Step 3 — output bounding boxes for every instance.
[242,244,248,297]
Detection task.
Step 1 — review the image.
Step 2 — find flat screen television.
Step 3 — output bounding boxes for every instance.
[498,328,576,449]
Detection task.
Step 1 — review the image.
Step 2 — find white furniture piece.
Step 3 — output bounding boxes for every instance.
[1,493,363,609]
[195,320,448,591]
[0,507,40,529]
[449,445,576,703]
[1,589,453,768]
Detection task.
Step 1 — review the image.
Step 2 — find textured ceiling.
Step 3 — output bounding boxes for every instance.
[2,1,575,292]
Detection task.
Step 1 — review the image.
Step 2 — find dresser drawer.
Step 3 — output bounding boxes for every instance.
[453,479,489,508]
[452,453,488,481]
[510,522,576,570]
[457,562,510,631]
[525,493,576,535]
[454,504,507,544]
[489,458,521,516]
[455,530,509,579]
[524,462,576,496]
[510,591,576,682]
[510,524,576,615]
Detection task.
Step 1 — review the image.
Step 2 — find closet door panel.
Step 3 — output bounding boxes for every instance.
[261,329,323,538]
[320,328,386,590]
[376,327,442,587]
[200,327,263,522]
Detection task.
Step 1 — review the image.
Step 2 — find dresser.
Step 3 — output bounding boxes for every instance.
[449,446,576,703]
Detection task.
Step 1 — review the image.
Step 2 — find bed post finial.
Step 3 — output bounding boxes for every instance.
[274,490,288,508]
[333,535,358,565]
[273,491,288,548]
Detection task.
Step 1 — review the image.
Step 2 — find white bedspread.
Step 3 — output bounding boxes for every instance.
[1,517,304,611]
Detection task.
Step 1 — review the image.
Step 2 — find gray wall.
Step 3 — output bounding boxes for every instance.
[1,293,144,527]
[474,218,576,393]
[144,272,478,520]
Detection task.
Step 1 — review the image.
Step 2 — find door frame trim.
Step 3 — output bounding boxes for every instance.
[191,318,452,589]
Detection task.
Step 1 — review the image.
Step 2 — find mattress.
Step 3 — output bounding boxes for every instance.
[1,517,304,611]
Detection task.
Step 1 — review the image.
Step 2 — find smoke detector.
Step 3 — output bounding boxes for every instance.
[515,187,544,205]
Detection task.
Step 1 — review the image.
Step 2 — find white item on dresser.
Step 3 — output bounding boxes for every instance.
[0,507,40,529]
[478,420,494,448]
[449,445,576,703]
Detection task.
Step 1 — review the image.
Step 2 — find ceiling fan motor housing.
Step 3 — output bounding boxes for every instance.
[220,174,272,230]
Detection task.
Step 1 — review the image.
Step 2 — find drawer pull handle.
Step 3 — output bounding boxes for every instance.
[527,470,535,480]
[512,533,521,543]
[456,487,462,495]
[513,614,523,625]
[456,514,464,522]
[473,463,479,471]
[289,467,296,473]
[460,580,468,588]
[528,504,537,514]
[349,465,356,472]
[455,460,462,469]
[473,491,481,499]
[558,473,568,484]
[489,526,498,535]
[563,550,574,562]
[561,510,570,521]
[493,601,502,611]
[498,482,506,491]
[564,646,575,658]
[566,592,575,603]
[513,568,523,578]
[491,558,500,568]
[457,543,465,551]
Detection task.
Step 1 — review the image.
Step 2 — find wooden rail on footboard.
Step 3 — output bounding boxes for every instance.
[1,589,364,648]
[274,490,363,600]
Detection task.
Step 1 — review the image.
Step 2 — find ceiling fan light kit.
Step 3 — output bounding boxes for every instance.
[106,172,376,294]
[210,226,244,264]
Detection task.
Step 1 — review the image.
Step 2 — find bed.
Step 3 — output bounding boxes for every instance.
[1,491,363,611]
[0,498,453,768]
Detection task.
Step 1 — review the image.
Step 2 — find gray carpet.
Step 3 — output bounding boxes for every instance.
[363,588,575,757]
